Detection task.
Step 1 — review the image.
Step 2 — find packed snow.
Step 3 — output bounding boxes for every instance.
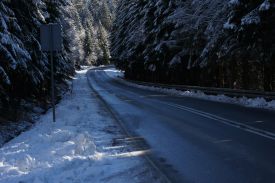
[0,68,162,183]
[223,21,236,30]
[241,10,261,25]
[106,68,275,111]
[259,0,271,11]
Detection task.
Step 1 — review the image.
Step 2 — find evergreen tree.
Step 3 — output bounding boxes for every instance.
[111,0,275,91]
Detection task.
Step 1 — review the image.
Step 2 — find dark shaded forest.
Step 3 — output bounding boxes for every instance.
[111,0,275,92]
[0,0,74,122]
[0,0,119,145]
[0,0,117,122]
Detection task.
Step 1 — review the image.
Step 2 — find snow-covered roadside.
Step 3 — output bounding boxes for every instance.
[0,79,72,147]
[0,68,162,183]
[105,68,275,110]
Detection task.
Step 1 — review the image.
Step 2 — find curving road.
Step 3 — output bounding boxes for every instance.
[87,67,275,183]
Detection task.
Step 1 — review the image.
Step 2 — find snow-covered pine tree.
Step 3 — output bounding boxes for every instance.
[63,0,117,66]
[0,0,74,120]
[111,0,275,91]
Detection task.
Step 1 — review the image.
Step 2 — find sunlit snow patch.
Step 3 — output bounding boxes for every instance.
[0,68,162,183]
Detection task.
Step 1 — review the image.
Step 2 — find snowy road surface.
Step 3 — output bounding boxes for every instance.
[0,69,164,183]
[88,67,275,183]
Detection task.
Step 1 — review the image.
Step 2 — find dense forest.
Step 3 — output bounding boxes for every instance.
[64,0,117,67]
[1,0,275,144]
[0,0,117,119]
[0,0,74,121]
[111,0,275,92]
[0,0,117,144]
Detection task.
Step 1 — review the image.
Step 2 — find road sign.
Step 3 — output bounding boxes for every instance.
[40,23,62,122]
[40,23,62,52]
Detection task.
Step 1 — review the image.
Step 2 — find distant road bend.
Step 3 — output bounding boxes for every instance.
[87,67,275,183]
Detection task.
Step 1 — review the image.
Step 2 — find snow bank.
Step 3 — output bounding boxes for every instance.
[259,0,271,11]
[106,69,275,111]
[0,68,161,183]
[104,68,125,78]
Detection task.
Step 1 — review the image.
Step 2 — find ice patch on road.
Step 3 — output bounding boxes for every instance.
[105,69,275,111]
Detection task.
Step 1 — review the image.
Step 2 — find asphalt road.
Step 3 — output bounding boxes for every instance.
[87,67,275,183]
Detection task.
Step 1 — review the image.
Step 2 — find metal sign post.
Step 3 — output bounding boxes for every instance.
[40,23,62,122]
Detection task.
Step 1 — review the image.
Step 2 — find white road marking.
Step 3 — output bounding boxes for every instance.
[140,95,168,98]
[161,102,275,141]
[214,139,232,144]
[254,120,265,123]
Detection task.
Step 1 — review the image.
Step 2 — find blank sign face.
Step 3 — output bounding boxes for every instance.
[40,24,62,52]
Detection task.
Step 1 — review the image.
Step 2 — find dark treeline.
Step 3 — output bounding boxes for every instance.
[111,0,275,91]
[0,0,74,121]
[0,0,119,145]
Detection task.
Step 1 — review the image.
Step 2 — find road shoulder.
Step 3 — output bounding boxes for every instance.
[0,68,164,183]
